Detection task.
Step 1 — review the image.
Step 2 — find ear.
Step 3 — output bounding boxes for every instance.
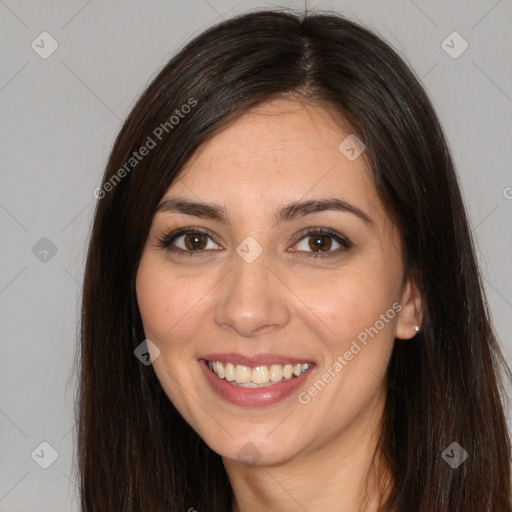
[395,274,423,340]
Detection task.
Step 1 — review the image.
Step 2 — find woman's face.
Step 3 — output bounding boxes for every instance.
[136,97,421,466]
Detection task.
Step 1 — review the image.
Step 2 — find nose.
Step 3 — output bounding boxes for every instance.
[214,249,291,337]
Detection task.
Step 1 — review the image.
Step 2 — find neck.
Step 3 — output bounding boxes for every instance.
[224,390,393,512]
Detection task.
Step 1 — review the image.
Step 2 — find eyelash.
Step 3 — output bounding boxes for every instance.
[157,226,352,260]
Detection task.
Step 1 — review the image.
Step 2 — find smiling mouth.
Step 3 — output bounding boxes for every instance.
[206,360,313,388]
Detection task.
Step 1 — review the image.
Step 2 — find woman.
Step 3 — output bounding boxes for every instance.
[77,8,512,511]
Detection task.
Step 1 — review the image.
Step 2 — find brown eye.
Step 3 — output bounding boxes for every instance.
[183,233,208,250]
[157,228,222,256]
[290,228,351,259]
[308,234,332,252]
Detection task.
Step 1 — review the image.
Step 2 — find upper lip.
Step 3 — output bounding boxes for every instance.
[199,352,315,367]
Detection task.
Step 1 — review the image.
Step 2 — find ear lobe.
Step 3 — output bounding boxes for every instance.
[395,275,423,340]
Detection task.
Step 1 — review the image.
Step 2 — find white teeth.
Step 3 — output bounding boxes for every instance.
[225,362,235,381]
[208,360,311,386]
[269,364,283,382]
[252,366,270,384]
[235,365,252,383]
[215,361,225,379]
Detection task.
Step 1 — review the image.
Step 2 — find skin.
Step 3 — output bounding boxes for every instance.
[135,97,423,512]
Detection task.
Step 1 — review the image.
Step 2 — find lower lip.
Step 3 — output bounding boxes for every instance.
[198,359,315,407]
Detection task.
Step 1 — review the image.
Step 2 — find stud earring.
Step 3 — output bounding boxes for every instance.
[411,324,420,333]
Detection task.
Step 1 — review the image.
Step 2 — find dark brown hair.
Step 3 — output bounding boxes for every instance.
[76,8,512,511]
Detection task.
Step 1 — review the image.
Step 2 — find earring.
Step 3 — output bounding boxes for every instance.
[411,324,420,333]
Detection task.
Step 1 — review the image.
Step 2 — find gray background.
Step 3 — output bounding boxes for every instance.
[1,0,511,510]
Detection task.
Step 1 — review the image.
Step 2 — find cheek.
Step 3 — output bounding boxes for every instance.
[297,263,400,347]
[296,275,399,419]
[136,271,167,360]
[136,271,170,341]
[135,262,206,415]
[136,262,206,344]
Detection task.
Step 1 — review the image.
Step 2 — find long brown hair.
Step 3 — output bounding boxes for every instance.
[76,8,512,511]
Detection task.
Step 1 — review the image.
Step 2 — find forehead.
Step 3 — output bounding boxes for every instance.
[165,98,387,231]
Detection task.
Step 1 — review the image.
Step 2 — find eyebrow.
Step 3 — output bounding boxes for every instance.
[156,197,376,231]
